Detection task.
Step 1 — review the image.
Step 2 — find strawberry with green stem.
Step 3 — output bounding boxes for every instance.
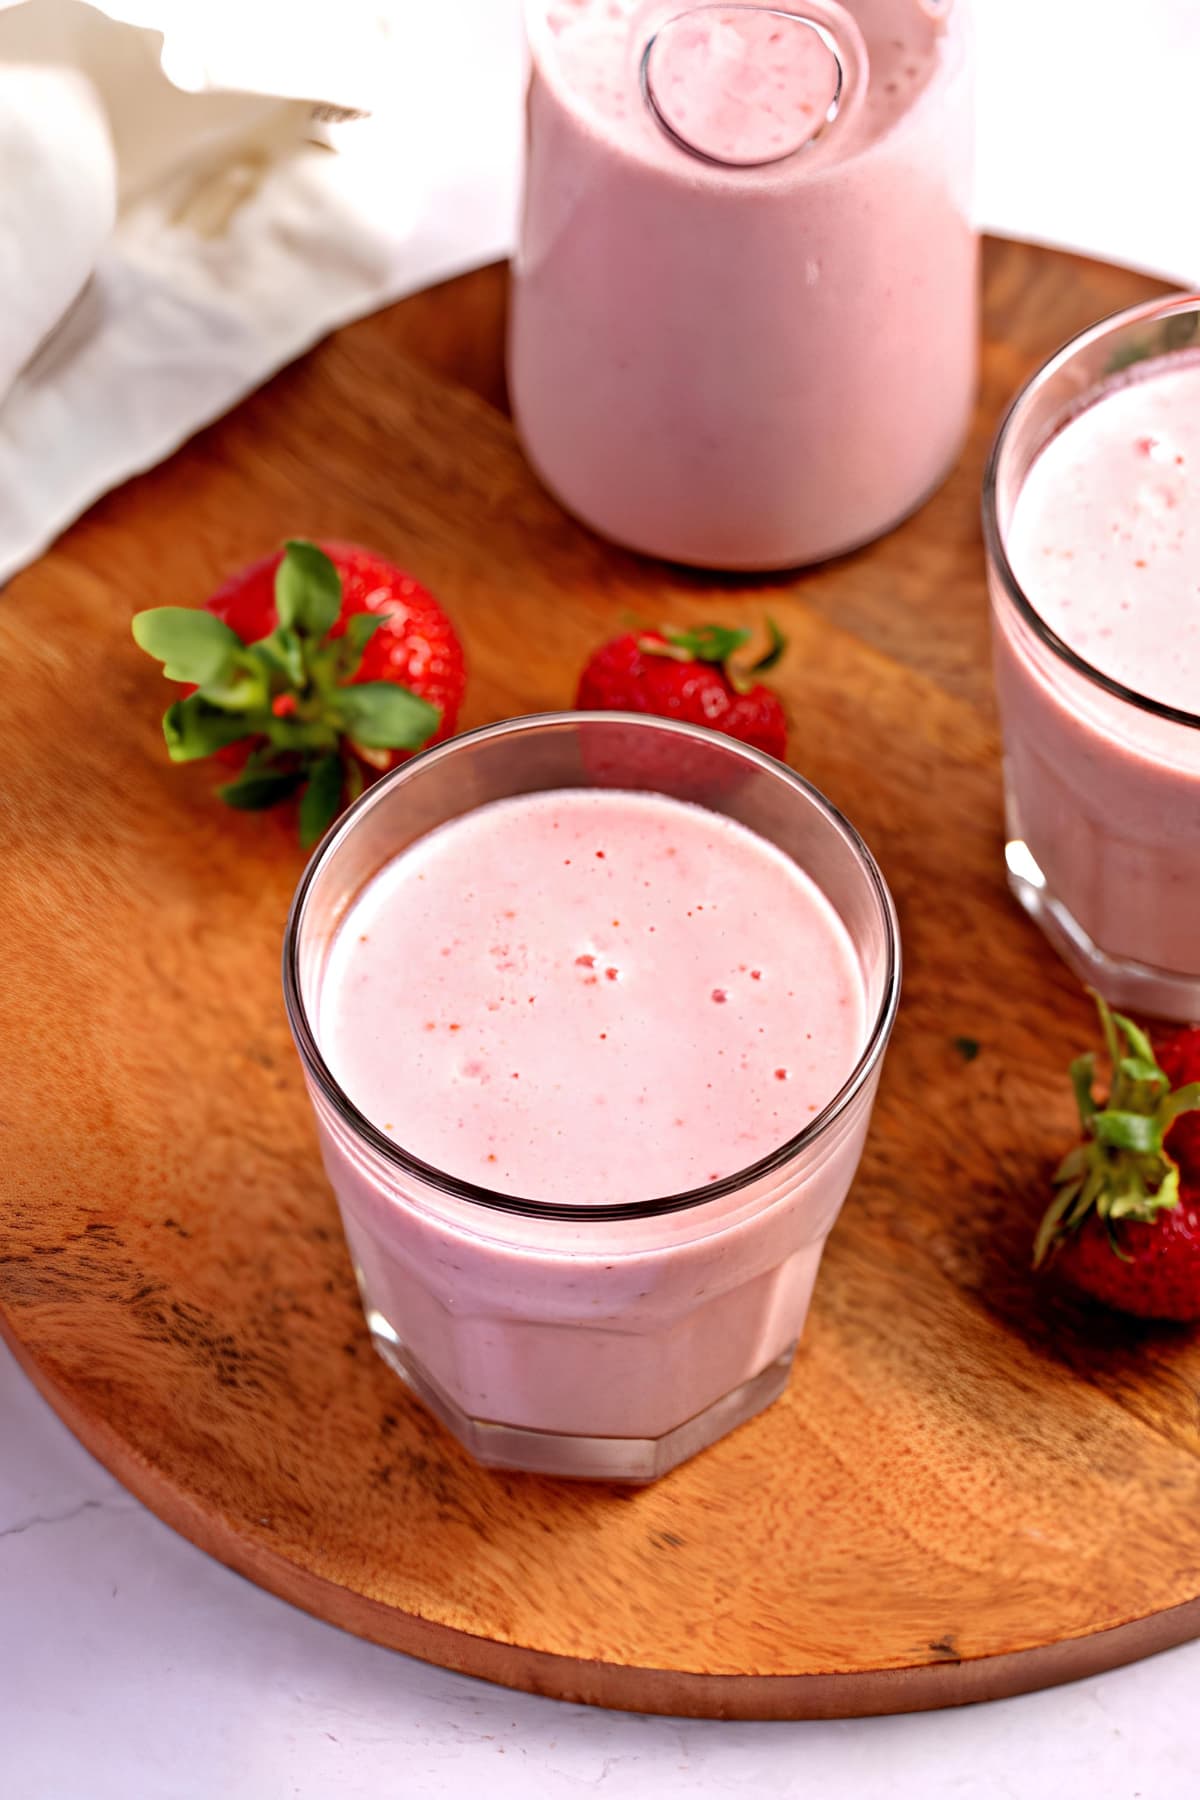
[1035,990,1200,1320]
[576,621,789,761]
[133,540,464,847]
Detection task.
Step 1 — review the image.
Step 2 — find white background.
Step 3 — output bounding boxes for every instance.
[973,0,1200,282]
[4,2,1200,1796]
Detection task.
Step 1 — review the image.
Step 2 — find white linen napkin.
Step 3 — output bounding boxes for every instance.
[0,0,524,585]
[0,62,114,398]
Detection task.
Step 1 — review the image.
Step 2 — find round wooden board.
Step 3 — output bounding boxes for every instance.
[4,239,1200,1721]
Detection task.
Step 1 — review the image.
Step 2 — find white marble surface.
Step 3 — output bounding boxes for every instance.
[2,1340,1198,1797]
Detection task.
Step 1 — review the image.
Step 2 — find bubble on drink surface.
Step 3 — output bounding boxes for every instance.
[642,7,845,167]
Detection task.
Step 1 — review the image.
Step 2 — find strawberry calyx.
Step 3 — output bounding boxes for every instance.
[1034,989,1200,1268]
[132,539,440,847]
[639,619,787,695]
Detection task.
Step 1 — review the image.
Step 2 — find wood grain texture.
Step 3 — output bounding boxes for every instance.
[3,239,1198,1719]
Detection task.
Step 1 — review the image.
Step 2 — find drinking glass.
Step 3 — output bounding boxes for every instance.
[284,714,900,1480]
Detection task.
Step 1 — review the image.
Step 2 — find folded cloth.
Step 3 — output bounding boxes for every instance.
[0,63,114,397]
[0,0,524,587]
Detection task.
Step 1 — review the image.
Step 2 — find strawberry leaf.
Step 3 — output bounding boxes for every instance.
[1159,1081,1200,1130]
[299,754,344,849]
[133,608,242,685]
[1033,1181,1081,1268]
[275,540,341,638]
[644,620,787,696]
[336,682,439,750]
[749,616,788,675]
[1095,992,1122,1075]
[660,625,751,664]
[336,611,391,682]
[1036,991,1195,1269]
[263,716,340,755]
[163,696,253,763]
[218,766,305,811]
[344,611,390,657]
[1118,1054,1166,1090]
[1112,1009,1156,1066]
[252,628,306,688]
[1054,1144,1090,1184]
[1068,1053,1097,1125]
[1092,1109,1161,1155]
[140,544,452,844]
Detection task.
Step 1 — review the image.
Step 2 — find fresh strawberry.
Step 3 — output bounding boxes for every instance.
[132,540,465,847]
[576,622,788,761]
[1034,991,1200,1321]
[1050,1203,1200,1322]
[204,541,465,754]
[1157,1027,1200,1185]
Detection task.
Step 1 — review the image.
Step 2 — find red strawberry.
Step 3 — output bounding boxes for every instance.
[205,541,465,759]
[133,539,465,847]
[1157,1027,1200,1184]
[576,623,788,761]
[1052,1203,1200,1322]
[1034,992,1200,1321]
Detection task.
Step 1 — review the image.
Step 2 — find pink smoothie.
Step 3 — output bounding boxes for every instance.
[320,789,864,1201]
[509,0,977,569]
[993,350,1200,989]
[306,786,883,1468]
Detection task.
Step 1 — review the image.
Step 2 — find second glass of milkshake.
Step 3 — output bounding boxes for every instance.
[510,0,978,569]
[985,294,1200,1021]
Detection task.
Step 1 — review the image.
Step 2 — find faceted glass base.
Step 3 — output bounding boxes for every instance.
[365,1306,795,1483]
[1006,836,1200,1024]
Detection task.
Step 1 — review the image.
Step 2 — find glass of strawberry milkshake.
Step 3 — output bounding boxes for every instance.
[509,0,977,569]
[284,714,899,1480]
[985,294,1200,1022]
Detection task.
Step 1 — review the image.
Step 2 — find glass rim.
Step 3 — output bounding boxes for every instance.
[521,0,959,184]
[639,8,853,170]
[982,289,1200,734]
[282,711,901,1224]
